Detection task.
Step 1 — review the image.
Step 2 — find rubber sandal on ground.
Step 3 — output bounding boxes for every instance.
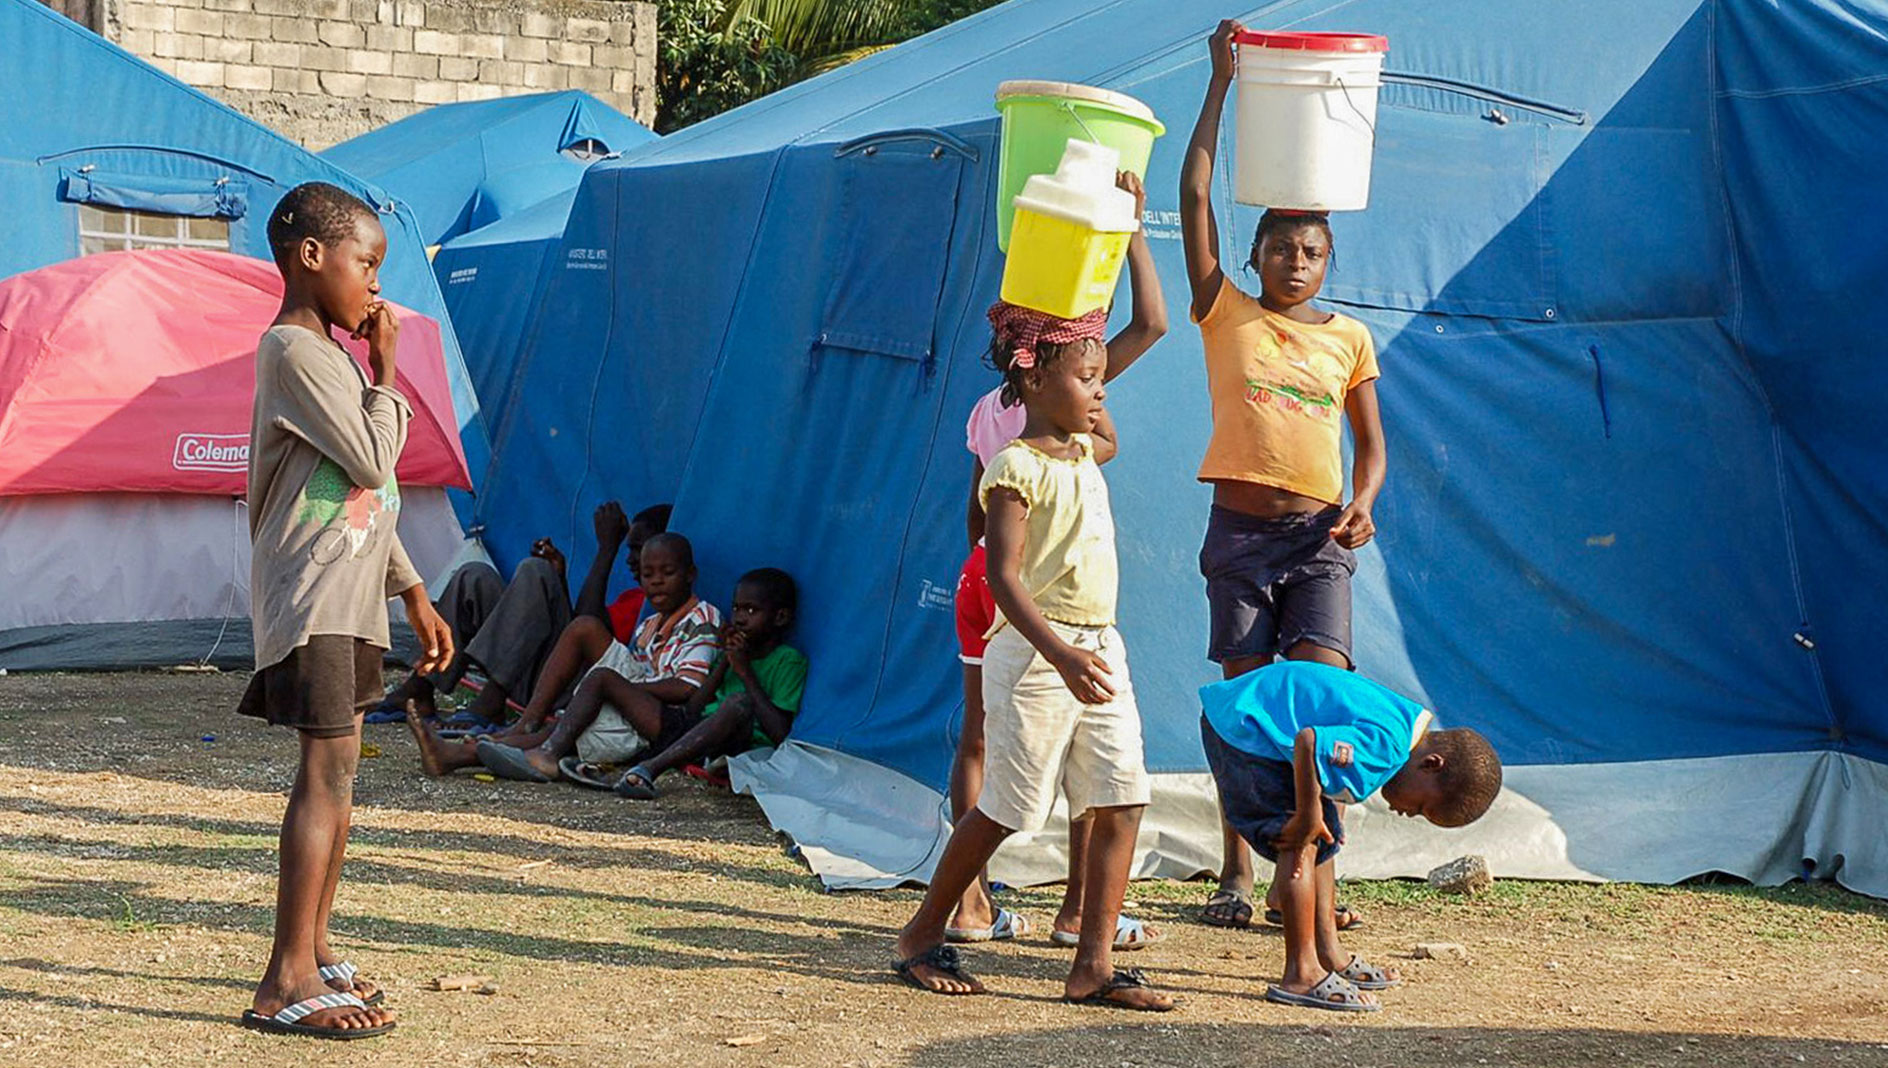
[362,703,407,725]
[613,768,658,800]
[1063,968,1176,1012]
[1049,914,1161,951]
[1337,953,1401,990]
[1264,971,1380,1013]
[238,991,395,1039]
[1201,887,1253,928]
[317,961,383,1007]
[945,907,1031,944]
[891,944,982,995]
[475,740,551,783]
[558,757,621,790]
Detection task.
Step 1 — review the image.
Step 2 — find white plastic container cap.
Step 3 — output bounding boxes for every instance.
[994,80,1160,124]
[1011,139,1139,232]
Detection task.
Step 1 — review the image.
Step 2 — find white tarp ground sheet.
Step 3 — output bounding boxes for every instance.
[732,741,1887,898]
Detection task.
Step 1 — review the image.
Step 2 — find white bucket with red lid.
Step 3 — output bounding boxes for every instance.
[1233,30,1388,210]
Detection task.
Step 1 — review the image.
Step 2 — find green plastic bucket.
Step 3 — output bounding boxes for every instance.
[994,80,1165,252]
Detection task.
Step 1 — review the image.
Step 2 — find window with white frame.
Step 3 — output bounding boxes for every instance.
[78,204,230,256]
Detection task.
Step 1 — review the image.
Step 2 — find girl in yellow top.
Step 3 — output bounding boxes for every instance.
[1180,19,1389,931]
[892,302,1174,1013]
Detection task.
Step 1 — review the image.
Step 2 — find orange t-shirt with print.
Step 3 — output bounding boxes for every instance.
[1195,277,1379,505]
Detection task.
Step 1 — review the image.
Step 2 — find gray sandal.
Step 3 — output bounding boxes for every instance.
[1265,971,1380,1013]
[1201,887,1254,928]
[1338,954,1402,990]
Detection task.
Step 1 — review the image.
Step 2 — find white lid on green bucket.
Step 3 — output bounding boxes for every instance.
[995,79,1159,124]
[1012,139,1139,233]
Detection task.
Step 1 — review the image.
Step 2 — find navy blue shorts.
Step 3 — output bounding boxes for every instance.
[1199,505,1355,666]
[1201,716,1342,866]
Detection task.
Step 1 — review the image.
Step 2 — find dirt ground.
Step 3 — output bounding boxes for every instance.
[1,671,1885,1068]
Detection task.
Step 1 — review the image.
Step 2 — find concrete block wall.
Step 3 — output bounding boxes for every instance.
[92,0,655,148]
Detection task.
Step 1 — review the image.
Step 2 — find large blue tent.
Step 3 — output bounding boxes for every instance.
[478,0,1888,895]
[321,91,655,246]
[431,188,579,439]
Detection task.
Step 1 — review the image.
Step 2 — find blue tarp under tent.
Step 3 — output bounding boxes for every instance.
[477,0,1887,896]
[321,90,655,247]
[0,0,491,668]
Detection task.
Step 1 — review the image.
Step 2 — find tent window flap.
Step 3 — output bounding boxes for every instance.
[816,140,964,362]
[59,168,249,219]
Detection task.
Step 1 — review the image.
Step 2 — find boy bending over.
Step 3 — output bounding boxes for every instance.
[614,567,807,799]
[1201,661,1501,1012]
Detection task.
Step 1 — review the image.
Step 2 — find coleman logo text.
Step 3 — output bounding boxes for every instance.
[173,433,250,472]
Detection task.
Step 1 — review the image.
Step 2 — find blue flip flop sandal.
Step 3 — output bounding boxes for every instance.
[476,740,552,782]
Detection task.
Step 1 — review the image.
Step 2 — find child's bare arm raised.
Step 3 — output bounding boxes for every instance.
[1180,20,1242,323]
[984,488,1114,704]
[1103,171,1167,382]
[275,316,406,489]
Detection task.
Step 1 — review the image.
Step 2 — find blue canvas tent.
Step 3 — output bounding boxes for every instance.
[431,188,579,437]
[0,0,491,667]
[321,91,655,246]
[478,0,1888,895]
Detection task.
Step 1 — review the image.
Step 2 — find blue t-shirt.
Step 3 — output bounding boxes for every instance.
[1199,661,1433,804]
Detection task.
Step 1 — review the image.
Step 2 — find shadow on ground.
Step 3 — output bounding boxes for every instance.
[905,1022,1888,1068]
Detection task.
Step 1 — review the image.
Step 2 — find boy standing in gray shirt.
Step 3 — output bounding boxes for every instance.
[237,182,452,1040]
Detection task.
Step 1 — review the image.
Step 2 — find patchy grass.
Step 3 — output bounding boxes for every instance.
[1,669,1885,1068]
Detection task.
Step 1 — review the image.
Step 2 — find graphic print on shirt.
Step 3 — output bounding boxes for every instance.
[1242,321,1350,424]
[300,457,402,563]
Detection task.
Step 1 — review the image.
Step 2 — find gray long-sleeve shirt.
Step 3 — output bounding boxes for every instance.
[247,324,422,669]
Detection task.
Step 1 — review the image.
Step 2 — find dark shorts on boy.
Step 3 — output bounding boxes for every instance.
[237,635,382,739]
[1199,504,1356,666]
[1200,716,1342,866]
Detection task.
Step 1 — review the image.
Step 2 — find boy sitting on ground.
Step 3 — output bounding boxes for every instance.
[1199,661,1501,1013]
[471,532,722,782]
[406,532,715,777]
[380,501,670,728]
[611,567,807,799]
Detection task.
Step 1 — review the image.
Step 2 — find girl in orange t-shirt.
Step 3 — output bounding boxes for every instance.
[1178,19,1390,936]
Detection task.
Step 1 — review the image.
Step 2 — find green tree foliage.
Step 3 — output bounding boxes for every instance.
[653,0,1005,131]
[655,0,800,132]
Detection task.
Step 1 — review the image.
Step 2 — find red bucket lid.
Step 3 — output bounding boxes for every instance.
[1234,30,1388,53]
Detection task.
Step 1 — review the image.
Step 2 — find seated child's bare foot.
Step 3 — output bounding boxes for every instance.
[520,746,561,780]
[404,702,449,777]
[893,932,985,995]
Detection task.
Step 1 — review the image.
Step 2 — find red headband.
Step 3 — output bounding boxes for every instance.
[987,301,1109,370]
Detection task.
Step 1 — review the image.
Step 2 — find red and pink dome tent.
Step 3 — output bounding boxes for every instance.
[0,249,475,668]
